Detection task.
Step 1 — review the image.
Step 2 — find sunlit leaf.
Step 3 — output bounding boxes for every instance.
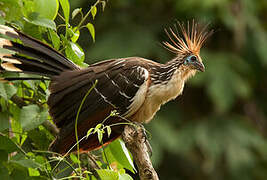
[95,123,102,131]
[70,153,80,164]
[33,0,59,20]
[97,169,118,180]
[107,126,111,138]
[72,8,82,19]
[91,6,97,19]
[119,173,133,180]
[23,14,56,30]
[65,41,85,65]
[97,129,103,143]
[59,0,70,23]
[87,128,94,138]
[48,29,60,50]
[71,27,80,42]
[106,139,136,173]
[86,23,95,42]
[28,167,40,176]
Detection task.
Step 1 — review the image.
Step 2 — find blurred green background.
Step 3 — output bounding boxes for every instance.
[1,0,267,179]
[70,0,267,179]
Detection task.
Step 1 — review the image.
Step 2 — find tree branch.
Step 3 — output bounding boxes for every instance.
[122,124,159,180]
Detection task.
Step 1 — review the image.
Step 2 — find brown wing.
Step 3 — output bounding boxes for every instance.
[49,58,150,153]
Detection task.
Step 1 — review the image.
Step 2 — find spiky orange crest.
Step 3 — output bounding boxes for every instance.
[163,20,213,55]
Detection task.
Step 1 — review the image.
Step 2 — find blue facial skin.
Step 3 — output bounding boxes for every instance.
[184,54,205,72]
[184,55,198,65]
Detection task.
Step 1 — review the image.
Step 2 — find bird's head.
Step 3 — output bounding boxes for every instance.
[163,21,213,75]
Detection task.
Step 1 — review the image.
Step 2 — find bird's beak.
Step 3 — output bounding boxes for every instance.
[193,61,205,72]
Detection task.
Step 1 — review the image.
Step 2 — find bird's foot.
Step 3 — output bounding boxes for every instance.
[130,122,153,157]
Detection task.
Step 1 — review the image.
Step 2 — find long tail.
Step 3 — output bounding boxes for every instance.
[0,25,79,79]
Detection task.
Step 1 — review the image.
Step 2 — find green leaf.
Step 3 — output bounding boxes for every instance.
[119,173,133,180]
[91,6,97,20]
[23,14,56,30]
[101,1,106,11]
[97,129,103,143]
[106,139,136,173]
[10,159,40,169]
[33,0,59,20]
[87,128,94,138]
[70,153,80,164]
[72,8,82,19]
[22,0,59,20]
[70,27,80,42]
[0,135,19,153]
[86,23,95,42]
[0,83,17,100]
[0,112,9,132]
[59,0,70,24]
[0,0,23,22]
[95,123,103,131]
[48,29,60,50]
[28,128,54,150]
[65,41,85,65]
[107,126,111,138]
[28,167,40,176]
[97,169,119,180]
[110,110,118,116]
[20,105,48,131]
[9,104,24,144]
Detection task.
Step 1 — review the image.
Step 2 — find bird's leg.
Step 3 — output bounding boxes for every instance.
[132,122,153,157]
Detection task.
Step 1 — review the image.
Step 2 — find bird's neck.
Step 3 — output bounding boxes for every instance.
[148,57,196,100]
[149,57,187,85]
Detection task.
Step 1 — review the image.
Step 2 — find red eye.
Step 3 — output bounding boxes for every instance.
[190,55,197,61]
[185,55,197,64]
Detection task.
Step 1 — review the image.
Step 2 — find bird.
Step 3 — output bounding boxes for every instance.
[0,21,212,154]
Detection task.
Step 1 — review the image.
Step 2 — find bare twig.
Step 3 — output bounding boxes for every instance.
[42,120,59,136]
[122,124,159,180]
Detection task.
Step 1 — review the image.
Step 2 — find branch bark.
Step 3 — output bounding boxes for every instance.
[122,124,159,180]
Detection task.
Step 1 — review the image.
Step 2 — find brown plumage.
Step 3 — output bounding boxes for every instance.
[0,22,212,154]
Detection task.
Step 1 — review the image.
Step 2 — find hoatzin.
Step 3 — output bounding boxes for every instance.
[0,22,212,154]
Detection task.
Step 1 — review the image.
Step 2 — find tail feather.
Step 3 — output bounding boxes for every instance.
[0,25,79,77]
[2,54,62,76]
[0,77,50,82]
[3,41,67,71]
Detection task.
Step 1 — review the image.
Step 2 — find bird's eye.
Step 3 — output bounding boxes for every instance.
[184,55,198,65]
[190,55,197,61]
[188,55,197,62]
